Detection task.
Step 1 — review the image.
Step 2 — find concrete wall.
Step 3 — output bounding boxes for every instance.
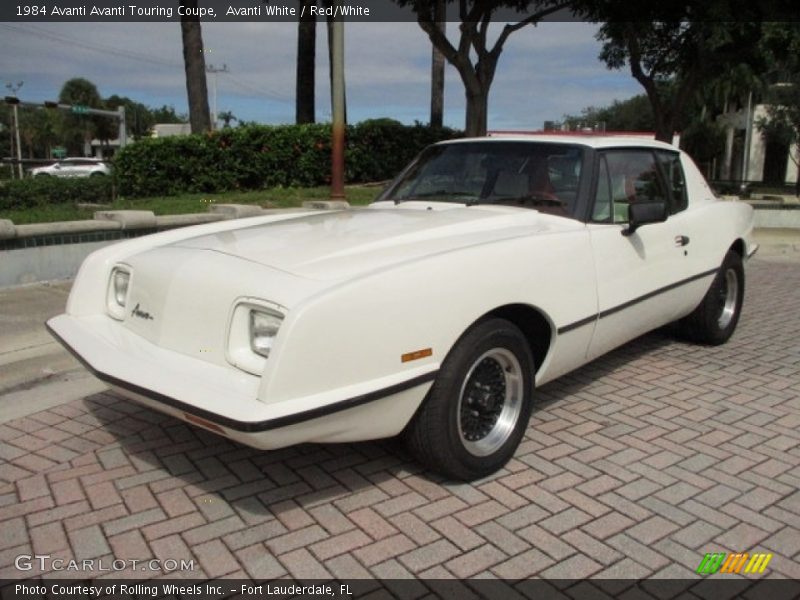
[1,240,116,288]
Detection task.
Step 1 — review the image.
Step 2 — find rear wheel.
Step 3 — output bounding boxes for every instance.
[678,250,744,345]
[404,318,534,481]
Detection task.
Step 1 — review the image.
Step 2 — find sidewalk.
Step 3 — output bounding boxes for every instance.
[0,255,798,580]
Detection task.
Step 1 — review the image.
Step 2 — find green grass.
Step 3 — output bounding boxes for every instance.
[2,185,384,225]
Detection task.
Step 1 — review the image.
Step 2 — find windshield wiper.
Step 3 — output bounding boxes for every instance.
[395,190,478,204]
[467,194,565,208]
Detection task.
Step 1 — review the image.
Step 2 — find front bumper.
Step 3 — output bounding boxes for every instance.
[47,314,435,448]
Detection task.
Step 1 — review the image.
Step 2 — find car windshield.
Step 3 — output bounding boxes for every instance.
[380,141,585,218]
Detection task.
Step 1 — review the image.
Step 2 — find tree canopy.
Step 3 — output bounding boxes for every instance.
[396,0,570,136]
[585,1,767,142]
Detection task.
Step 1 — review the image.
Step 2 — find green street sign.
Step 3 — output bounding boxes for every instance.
[52,147,66,158]
[71,105,89,114]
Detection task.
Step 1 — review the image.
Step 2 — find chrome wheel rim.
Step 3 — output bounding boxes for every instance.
[717,267,738,330]
[457,348,523,457]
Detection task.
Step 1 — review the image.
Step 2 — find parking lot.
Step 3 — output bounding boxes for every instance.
[1,255,799,581]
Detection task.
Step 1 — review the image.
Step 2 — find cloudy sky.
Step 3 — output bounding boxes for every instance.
[0,20,641,130]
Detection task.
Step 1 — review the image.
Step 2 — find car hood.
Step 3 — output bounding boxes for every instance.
[170,204,580,280]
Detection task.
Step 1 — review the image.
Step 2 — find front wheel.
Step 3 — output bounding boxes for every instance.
[678,250,744,345]
[403,318,534,481]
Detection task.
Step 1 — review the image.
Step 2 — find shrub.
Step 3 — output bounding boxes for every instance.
[114,121,460,197]
[0,175,114,212]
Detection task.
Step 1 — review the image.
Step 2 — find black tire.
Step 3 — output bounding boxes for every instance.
[678,250,744,345]
[403,318,534,481]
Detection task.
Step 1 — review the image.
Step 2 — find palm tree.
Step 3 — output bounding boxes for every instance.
[296,0,316,123]
[179,0,212,133]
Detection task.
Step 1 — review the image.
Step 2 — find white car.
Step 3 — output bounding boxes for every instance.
[30,157,110,178]
[48,135,757,480]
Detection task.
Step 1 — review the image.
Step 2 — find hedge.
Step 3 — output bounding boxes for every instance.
[0,175,114,212]
[114,120,460,197]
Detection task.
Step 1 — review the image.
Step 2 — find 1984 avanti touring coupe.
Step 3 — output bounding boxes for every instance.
[48,135,757,480]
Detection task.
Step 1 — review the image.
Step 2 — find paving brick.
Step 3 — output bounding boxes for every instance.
[444,544,506,578]
[68,525,110,560]
[16,474,51,501]
[308,504,354,535]
[606,533,671,570]
[182,515,246,545]
[430,516,484,551]
[278,547,333,579]
[85,481,123,510]
[351,533,416,567]
[714,523,770,550]
[626,515,680,545]
[474,522,529,556]
[670,521,723,549]
[192,539,239,578]
[539,553,603,578]
[693,484,742,509]
[223,519,287,550]
[235,544,287,580]
[347,507,398,540]
[63,504,128,532]
[581,511,635,540]
[454,500,508,527]
[398,539,461,572]
[0,517,28,550]
[26,500,89,527]
[103,507,166,536]
[562,529,623,566]
[107,529,152,560]
[517,523,576,560]
[311,529,373,564]
[29,521,69,554]
[412,496,468,521]
[539,507,593,536]
[388,512,440,546]
[265,525,328,555]
[155,488,195,518]
[491,548,554,579]
[141,512,205,541]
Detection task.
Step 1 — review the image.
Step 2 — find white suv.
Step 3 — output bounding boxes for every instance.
[30,158,111,178]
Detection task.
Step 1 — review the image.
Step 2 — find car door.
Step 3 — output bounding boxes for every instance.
[586,148,698,359]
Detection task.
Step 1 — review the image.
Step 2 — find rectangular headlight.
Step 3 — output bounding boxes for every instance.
[113,269,130,307]
[249,309,283,358]
[107,267,131,320]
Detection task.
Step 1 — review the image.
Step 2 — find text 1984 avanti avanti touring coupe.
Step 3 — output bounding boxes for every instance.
[48,134,757,480]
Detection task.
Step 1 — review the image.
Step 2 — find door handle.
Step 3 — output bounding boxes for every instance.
[675,235,690,247]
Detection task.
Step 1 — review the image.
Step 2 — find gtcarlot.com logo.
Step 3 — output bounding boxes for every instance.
[15,554,195,572]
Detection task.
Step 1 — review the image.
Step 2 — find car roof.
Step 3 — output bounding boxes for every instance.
[441,133,679,151]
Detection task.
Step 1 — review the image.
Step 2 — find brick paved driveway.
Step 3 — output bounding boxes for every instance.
[1,258,799,581]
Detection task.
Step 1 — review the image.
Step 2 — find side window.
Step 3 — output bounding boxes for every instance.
[592,150,668,224]
[592,155,612,222]
[657,151,688,214]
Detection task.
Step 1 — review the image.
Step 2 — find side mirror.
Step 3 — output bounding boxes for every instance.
[622,201,668,236]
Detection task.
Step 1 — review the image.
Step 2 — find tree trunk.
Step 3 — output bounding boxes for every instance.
[429,0,445,128]
[180,0,212,134]
[465,87,489,137]
[296,0,316,124]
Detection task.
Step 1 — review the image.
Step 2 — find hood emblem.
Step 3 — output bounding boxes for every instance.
[131,303,154,321]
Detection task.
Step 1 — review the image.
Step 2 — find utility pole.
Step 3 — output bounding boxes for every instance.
[206,64,228,130]
[5,81,23,179]
[330,6,345,200]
